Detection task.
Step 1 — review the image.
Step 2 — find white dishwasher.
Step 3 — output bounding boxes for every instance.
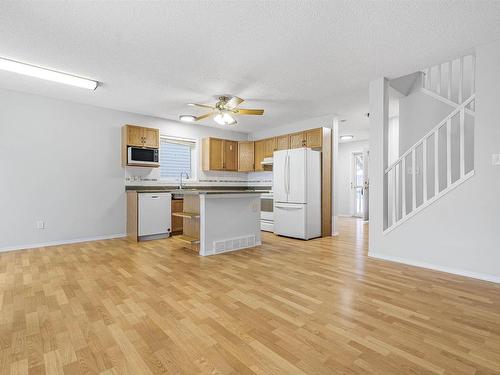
[138,192,172,240]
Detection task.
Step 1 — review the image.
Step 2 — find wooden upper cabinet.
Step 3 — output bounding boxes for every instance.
[203,138,224,171]
[127,126,144,147]
[202,138,239,171]
[254,140,266,171]
[276,135,290,150]
[238,141,255,172]
[264,138,277,157]
[143,128,160,148]
[289,132,306,149]
[124,125,159,148]
[306,128,323,148]
[224,140,238,171]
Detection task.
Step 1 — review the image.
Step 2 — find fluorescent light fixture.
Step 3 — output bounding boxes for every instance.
[179,114,196,122]
[340,135,354,141]
[214,111,236,125]
[0,57,98,90]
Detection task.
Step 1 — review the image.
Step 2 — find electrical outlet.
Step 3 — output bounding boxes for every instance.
[36,221,45,230]
[492,154,500,166]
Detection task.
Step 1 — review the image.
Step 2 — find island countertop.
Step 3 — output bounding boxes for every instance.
[129,189,269,195]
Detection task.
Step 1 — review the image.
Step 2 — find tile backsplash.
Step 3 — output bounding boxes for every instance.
[125,167,272,187]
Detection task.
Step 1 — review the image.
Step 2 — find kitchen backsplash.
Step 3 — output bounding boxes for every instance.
[125,167,272,187]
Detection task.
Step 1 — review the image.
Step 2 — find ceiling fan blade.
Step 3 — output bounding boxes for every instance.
[225,96,244,109]
[188,103,215,109]
[194,112,213,121]
[235,109,264,115]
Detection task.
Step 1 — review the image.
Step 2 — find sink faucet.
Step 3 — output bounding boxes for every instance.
[179,172,190,190]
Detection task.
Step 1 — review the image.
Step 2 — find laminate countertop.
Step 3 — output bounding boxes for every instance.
[129,189,269,195]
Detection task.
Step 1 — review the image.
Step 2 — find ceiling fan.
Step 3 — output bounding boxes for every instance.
[179,95,264,125]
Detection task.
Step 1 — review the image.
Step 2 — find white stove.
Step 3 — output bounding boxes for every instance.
[260,192,274,232]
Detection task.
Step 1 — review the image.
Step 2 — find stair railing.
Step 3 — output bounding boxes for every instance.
[423,55,475,108]
[384,94,475,234]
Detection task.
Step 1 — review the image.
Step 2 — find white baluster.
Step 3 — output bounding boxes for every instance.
[446,119,452,186]
[460,107,465,177]
[412,149,416,211]
[458,57,463,104]
[423,139,427,203]
[447,61,452,100]
[437,64,441,95]
[402,157,406,218]
[392,167,397,225]
[434,130,439,195]
[471,55,475,110]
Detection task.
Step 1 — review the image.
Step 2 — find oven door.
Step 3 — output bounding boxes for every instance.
[261,194,274,221]
[128,147,158,165]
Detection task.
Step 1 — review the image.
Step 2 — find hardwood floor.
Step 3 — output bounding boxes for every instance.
[1,218,500,374]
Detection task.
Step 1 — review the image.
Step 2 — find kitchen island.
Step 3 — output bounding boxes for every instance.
[172,191,262,256]
[127,189,265,256]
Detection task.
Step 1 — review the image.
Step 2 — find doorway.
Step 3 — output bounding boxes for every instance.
[351,152,365,218]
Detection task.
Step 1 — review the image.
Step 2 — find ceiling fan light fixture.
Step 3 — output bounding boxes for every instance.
[179,114,196,122]
[214,111,236,125]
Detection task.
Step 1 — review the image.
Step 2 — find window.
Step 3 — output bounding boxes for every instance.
[159,136,196,181]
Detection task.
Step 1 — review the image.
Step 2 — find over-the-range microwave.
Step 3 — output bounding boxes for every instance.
[127,146,159,165]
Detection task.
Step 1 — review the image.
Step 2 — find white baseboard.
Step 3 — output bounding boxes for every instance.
[369,252,500,284]
[0,233,127,254]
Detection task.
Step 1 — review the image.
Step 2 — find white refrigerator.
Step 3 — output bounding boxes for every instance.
[273,148,321,239]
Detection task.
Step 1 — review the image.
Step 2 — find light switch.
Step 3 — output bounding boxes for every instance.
[492,154,500,166]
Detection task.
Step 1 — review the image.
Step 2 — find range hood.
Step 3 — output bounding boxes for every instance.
[261,157,273,165]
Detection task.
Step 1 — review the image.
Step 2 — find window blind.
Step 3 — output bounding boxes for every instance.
[159,138,194,179]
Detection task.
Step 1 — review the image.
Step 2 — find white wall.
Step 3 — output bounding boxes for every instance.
[0,88,249,251]
[369,39,500,283]
[337,140,369,216]
[399,90,451,153]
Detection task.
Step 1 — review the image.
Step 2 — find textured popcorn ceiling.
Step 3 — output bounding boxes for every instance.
[1,1,500,136]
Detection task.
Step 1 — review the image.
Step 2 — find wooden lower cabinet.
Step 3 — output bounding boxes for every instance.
[254,140,266,171]
[171,199,184,234]
[238,141,255,171]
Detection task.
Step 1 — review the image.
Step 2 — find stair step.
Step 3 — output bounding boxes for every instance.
[175,235,200,244]
[172,212,200,219]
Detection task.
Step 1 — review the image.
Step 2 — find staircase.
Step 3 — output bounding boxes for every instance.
[384,55,476,233]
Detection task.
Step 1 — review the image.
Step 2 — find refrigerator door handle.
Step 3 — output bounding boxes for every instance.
[275,204,303,210]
